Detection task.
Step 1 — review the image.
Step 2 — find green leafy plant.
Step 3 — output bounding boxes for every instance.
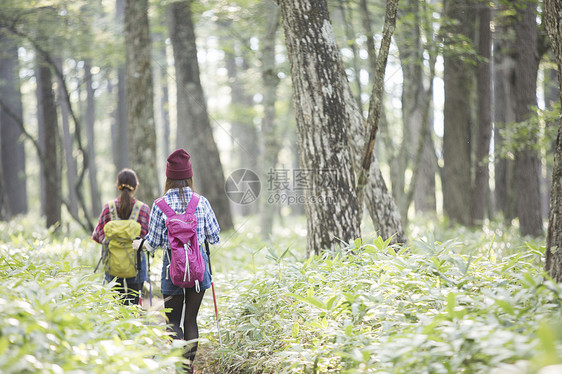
[0,218,186,373]
[210,231,561,373]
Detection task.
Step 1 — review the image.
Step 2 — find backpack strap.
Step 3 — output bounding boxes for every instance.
[185,193,200,215]
[108,200,119,221]
[155,193,200,218]
[155,197,176,218]
[129,200,142,221]
[109,200,142,221]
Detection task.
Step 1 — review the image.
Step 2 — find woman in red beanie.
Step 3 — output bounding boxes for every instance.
[92,168,151,305]
[139,149,220,373]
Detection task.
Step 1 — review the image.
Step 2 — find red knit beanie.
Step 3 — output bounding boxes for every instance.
[166,149,193,179]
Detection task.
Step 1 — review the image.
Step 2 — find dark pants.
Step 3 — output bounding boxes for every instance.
[113,278,141,305]
[164,289,206,372]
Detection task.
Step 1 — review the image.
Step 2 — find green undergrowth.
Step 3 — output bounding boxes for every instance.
[1,214,561,373]
[207,229,562,373]
[0,216,186,373]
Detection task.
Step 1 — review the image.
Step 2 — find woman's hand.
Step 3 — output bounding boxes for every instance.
[133,239,143,251]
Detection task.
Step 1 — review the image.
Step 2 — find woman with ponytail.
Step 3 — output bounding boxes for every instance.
[92,168,151,304]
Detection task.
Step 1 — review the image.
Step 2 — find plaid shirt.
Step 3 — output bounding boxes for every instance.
[145,187,220,251]
[91,198,151,244]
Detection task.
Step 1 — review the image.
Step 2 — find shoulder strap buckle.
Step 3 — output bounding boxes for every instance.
[108,200,118,221]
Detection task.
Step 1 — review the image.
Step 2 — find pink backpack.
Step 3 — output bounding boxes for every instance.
[155,194,205,290]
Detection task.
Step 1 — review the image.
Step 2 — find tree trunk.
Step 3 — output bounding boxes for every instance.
[415,124,437,213]
[0,167,8,221]
[348,0,406,244]
[152,23,171,184]
[166,0,233,231]
[55,58,78,217]
[513,2,543,237]
[277,0,361,254]
[395,0,423,221]
[359,0,392,169]
[259,2,281,240]
[0,33,27,216]
[113,0,129,171]
[492,10,517,221]
[544,0,562,281]
[543,57,558,218]
[289,126,305,216]
[335,0,363,110]
[394,0,437,219]
[36,57,61,229]
[471,2,492,225]
[124,0,159,204]
[223,31,259,215]
[442,0,474,226]
[84,60,101,216]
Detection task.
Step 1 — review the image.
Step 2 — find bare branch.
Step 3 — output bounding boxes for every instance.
[356,0,399,197]
[0,98,94,232]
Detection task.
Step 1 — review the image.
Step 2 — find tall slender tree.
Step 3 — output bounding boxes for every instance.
[0,32,27,216]
[513,1,543,237]
[543,0,562,281]
[0,167,8,220]
[113,0,129,171]
[353,0,405,244]
[124,0,158,203]
[259,1,281,239]
[277,0,362,253]
[84,60,101,216]
[166,0,233,230]
[222,28,259,215]
[394,0,424,220]
[36,56,61,229]
[471,1,492,225]
[492,8,517,221]
[442,0,475,226]
[393,0,438,221]
[55,57,78,217]
[152,14,171,183]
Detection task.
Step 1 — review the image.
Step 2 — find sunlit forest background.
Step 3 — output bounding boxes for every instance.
[1,0,559,239]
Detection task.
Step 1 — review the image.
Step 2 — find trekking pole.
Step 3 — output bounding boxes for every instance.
[146,245,153,307]
[205,241,223,348]
[138,238,153,307]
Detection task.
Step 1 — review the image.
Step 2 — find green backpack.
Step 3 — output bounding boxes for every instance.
[98,200,142,279]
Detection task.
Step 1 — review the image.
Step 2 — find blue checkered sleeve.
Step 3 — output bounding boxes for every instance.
[145,201,167,250]
[201,196,220,245]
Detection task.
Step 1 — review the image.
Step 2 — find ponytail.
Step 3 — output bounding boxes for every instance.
[118,185,134,219]
[116,169,139,219]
